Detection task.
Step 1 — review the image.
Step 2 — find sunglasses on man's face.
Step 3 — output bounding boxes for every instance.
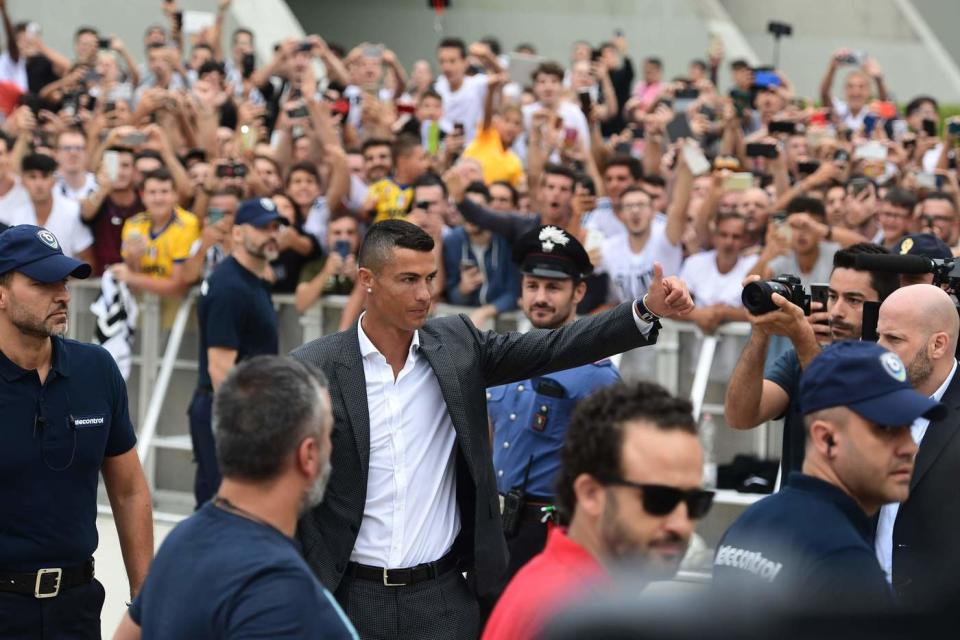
[598,476,715,519]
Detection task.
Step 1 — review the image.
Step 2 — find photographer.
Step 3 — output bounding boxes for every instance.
[819,48,887,132]
[725,243,899,474]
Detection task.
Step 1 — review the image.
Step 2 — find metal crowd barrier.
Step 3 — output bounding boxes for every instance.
[68,279,773,525]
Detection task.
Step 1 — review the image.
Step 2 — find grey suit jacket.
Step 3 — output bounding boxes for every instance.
[291,301,655,595]
[891,364,960,609]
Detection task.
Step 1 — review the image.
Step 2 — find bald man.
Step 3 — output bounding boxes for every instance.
[876,284,960,610]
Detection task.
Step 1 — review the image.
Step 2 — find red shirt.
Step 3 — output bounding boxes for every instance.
[482,528,605,640]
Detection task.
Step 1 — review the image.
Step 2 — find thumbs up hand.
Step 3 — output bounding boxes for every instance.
[642,262,695,318]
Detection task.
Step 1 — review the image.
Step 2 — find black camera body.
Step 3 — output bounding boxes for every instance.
[742,274,810,315]
[768,21,793,37]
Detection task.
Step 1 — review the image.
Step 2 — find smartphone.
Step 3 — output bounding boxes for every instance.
[863,113,879,137]
[916,172,938,189]
[771,211,792,243]
[103,150,120,182]
[723,172,753,192]
[216,164,247,178]
[361,44,383,58]
[578,90,592,114]
[105,100,116,113]
[768,120,797,135]
[714,156,740,171]
[922,118,937,137]
[854,141,887,162]
[746,142,778,158]
[797,160,820,175]
[460,258,478,271]
[97,37,112,50]
[174,10,184,31]
[239,124,257,152]
[453,122,465,137]
[810,284,830,323]
[665,113,693,141]
[861,301,881,341]
[334,239,351,259]
[579,176,596,196]
[628,121,644,139]
[839,50,866,65]
[297,40,313,53]
[563,127,578,146]
[286,105,309,119]
[682,141,711,176]
[121,131,148,146]
[948,121,960,137]
[833,149,850,164]
[675,87,699,100]
[241,52,255,79]
[207,207,225,225]
[752,69,781,89]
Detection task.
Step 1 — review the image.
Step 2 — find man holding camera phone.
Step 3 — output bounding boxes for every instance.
[726,243,899,474]
[820,48,887,132]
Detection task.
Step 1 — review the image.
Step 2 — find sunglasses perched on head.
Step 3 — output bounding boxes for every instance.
[598,476,715,519]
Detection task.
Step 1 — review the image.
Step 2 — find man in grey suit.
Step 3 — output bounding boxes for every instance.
[292,220,694,639]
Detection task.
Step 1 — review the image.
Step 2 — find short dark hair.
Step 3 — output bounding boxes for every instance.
[786,195,826,219]
[515,43,537,55]
[489,180,519,206]
[883,187,918,212]
[232,27,253,44]
[832,243,899,302]
[21,153,57,175]
[412,171,447,198]
[362,137,393,157]
[905,95,939,118]
[134,149,163,164]
[418,88,442,104]
[142,167,174,186]
[286,161,320,186]
[730,59,750,71]
[198,60,224,77]
[393,133,421,159]
[532,61,565,83]
[690,59,707,72]
[604,155,643,180]
[543,163,576,186]
[358,219,435,273]
[437,37,466,58]
[922,191,957,211]
[480,36,501,56]
[465,180,490,203]
[644,57,663,69]
[556,382,697,521]
[74,26,98,40]
[214,356,329,481]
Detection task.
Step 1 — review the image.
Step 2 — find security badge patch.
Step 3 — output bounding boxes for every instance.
[37,229,59,250]
[538,226,569,253]
[532,404,549,432]
[899,238,913,255]
[880,352,907,382]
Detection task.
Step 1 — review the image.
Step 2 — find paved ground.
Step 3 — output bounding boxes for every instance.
[95,515,174,638]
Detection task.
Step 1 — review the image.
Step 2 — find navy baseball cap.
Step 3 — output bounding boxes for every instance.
[235,197,288,228]
[0,225,92,283]
[800,341,946,427]
[893,233,952,261]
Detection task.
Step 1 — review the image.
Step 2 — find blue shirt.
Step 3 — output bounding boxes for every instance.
[764,348,805,474]
[713,473,893,607]
[197,256,279,388]
[0,337,136,571]
[130,502,358,639]
[488,360,620,496]
[443,227,520,313]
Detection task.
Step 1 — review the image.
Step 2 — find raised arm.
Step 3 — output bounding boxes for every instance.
[1,0,18,62]
[820,50,841,110]
[665,147,693,246]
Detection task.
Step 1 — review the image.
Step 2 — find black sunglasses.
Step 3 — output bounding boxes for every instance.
[598,476,715,519]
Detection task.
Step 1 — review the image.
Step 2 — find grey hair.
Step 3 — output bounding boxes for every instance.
[214,356,329,481]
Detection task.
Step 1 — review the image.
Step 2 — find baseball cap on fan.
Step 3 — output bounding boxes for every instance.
[0,225,92,282]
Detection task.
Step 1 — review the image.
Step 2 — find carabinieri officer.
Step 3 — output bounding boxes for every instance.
[189,198,282,508]
[0,225,153,639]
[487,225,624,590]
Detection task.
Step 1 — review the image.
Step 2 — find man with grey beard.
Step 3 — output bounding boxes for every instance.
[115,356,358,640]
[875,284,960,610]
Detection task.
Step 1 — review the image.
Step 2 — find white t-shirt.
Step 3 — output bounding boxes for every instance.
[434,73,488,143]
[303,197,329,246]
[831,97,868,132]
[583,197,626,240]
[4,193,93,258]
[517,100,591,163]
[679,250,760,308]
[55,173,98,202]
[599,219,683,303]
[0,51,27,91]
[0,178,31,220]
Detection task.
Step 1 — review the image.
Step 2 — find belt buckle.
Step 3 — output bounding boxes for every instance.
[382,568,405,587]
[34,568,62,599]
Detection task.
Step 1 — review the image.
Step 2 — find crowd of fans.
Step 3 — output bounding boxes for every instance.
[2,1,957,342]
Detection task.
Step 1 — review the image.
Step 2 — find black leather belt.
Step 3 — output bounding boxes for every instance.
[0,559,94,598]
[520,500,554,525]
[346,551,458,587]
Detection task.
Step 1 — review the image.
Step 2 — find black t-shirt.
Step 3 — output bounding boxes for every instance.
[197,256,279,388]
[129,503,357,639]
[26,54,59,94]
[713,473,894,609]
[0,337,136,571]
[270,226,322,293]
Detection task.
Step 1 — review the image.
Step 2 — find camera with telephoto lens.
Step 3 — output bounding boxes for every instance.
[742,274,810,315]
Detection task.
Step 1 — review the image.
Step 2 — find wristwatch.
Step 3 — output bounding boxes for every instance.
[636,294,662,324]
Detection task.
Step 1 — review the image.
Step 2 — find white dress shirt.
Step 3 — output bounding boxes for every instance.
[875,359,958,583]
[352,308,655,568]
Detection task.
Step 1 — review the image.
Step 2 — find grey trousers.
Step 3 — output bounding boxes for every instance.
[335,567,480,640]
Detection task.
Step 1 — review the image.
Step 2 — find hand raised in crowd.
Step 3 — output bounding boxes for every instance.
[458,264,484,296]
[761,220,791,259]
[643,262,695,318]
[442,166,468,203]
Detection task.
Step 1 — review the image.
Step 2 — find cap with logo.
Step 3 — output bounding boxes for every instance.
[893,233,952,261]
[235,197,289,228]
[0,225,92,283]
[800,340,946,427]
[512,225,593,280]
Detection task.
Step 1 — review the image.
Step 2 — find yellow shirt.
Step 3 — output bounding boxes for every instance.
[121,207,200,279]
[368,178,414,223]
[463,126,524,187]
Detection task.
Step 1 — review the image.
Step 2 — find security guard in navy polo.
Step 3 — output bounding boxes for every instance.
[0,225,153,639]
[487,225,621,585]
[190,198,282,508]
[713,341,943,609]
